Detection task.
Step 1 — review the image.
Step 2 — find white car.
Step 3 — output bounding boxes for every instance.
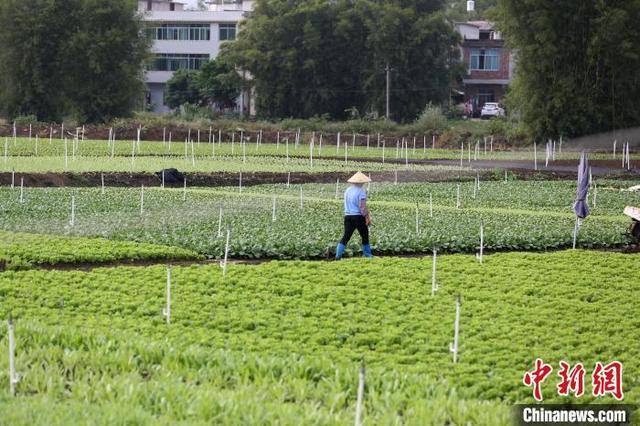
[480,102,505,119]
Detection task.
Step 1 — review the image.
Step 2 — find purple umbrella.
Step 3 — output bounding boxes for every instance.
[574,151,590,219]
[572,151,590,248]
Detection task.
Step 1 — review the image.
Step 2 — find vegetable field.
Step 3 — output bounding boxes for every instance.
[0,133,638,425]
[1,251,638,424]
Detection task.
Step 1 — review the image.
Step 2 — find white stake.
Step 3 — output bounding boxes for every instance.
[101,173,105,194]
[394,169,398,185]
[382,141,385,163]
[140,184,144,215]
[593,183,597,208]
[354,360,365,426]
[310,140,314,168]
[456,184,461,209]
[572,217,581,249]
[161,170,165,189]
[70,195,75,226]
[3,138,7,163]
[335,179,340,199]
[429,193,433,218]
[431,249,438,296]
[19,177,24,203]
[477,220,484,263]
[449,297,461,363]
[299,186,303,209]
[460,142,464,169]
[415,202,420,235]
[276,131,280,150]
[613,140,617,159]
[239,172,242,193]
[163,127,166,144]
[366,134,370,150]
[222,228,231,279]
[287,172,290,188]
[432,134,436,150]
[8,319,19,396]
[163,266,171,324]
[11,169,14,189]
[217,207,223,238]
[191,139,196,166]
[336,132,341,154]
[534,142,538,171]
[183,177,187,201]
[64,138,68,169]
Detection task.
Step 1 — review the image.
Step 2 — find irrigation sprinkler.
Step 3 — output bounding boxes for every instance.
[183,177,187,201]
[8,318,19,396]
[70,195,76,226]
[222,228,231,279]
[272,195,277,222]
[286,137,290,162]
[449,296,461,363]
[163,266,171,325]
[140,184,145,215]
[101,173,105,194]
[344,141,348,165]
[299,186,304,209]
[476,220,484,264]
[19,178,24,203]
[429,193,433,218]
[431,249,438,296]
[354,359,365,426]
[64,138,68,169]
[217,207,223,238]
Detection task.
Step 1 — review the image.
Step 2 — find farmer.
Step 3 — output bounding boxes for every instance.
[335,172,372,259]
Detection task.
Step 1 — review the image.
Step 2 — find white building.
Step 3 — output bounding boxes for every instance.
[138,0,254,113]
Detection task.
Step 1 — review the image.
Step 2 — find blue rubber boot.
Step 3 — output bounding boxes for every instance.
[362,244,373,258]
[335,243,346,259]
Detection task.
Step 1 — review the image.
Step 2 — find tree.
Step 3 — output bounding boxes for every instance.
[224,0,459,122]
[0,0,149,122]
[165,70,202,109]
[494,0,640,139]
[196,58,242,109]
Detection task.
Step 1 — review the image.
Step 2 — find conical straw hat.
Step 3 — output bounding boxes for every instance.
[347,172,371,184]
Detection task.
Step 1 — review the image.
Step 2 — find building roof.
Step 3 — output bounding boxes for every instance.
[460,20,495,30]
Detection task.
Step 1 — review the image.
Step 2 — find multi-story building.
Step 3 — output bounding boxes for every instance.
[455,21,514,117]
[139,0,253,113]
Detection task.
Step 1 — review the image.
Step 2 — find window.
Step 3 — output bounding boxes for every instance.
[470,49,500,71]
[146,24,211,41]
[148,54,210,71]
[219,23,236,41]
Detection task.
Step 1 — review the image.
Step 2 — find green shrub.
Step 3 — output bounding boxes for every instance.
[413,104,448,134]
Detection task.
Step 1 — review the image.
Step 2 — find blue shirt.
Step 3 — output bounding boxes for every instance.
[344,186,367,215]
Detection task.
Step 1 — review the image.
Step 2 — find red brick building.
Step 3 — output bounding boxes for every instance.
[455,21,514,117]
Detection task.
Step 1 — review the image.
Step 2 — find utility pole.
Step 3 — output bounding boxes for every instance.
[385,62,391,120]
